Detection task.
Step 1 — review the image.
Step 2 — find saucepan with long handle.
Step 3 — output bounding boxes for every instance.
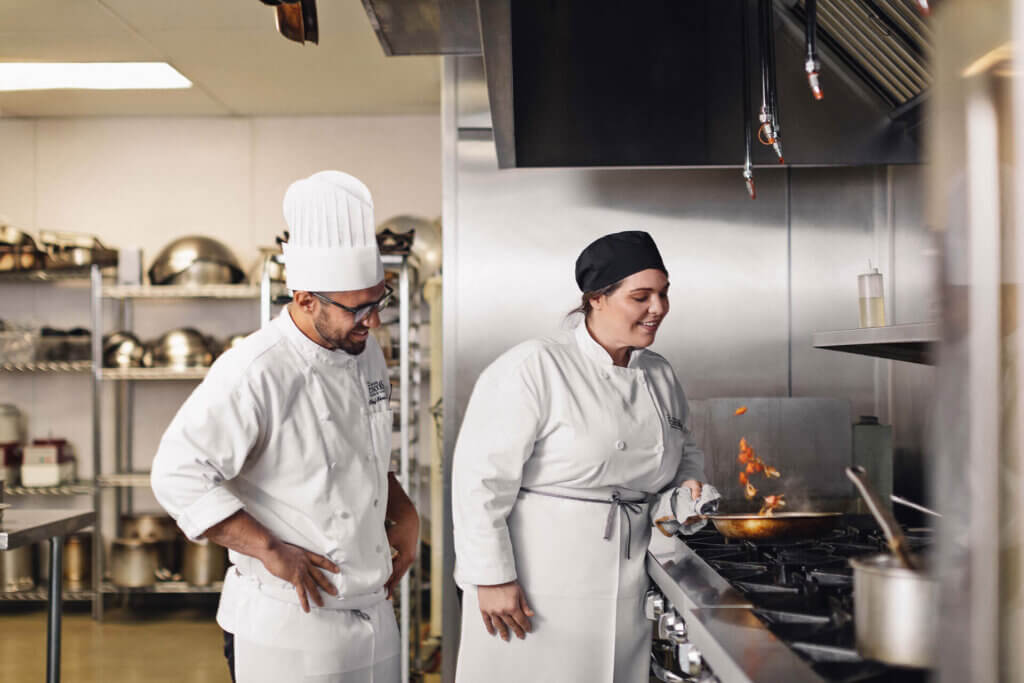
[845,466,937,668]
[653,508,843,542]
[705,511,843,541]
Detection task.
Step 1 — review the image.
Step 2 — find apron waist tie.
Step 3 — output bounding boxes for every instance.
[519,487,650,560]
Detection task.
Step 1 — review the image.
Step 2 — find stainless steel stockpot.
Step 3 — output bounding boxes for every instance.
[110,538,158,588]
[850,553,937,668]
[0,545,35,593]
[183,539,228,587]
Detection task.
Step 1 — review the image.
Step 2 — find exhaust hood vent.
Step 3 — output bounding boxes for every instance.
[358,0,931,169]
[476,0,927,168]
[789,0,931,107]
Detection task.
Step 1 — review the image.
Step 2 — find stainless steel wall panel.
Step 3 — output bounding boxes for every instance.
[454,56,491,130]
[450,142,791,424]
[891,165,936,324]
[789,166,884,419]
[889,165,937,506]
[690,397,853,506]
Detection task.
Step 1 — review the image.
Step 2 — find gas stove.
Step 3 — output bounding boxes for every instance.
[646,518,933,683]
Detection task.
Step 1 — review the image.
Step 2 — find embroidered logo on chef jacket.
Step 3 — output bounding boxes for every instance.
[367,379,389,406]
[666,416,684,431]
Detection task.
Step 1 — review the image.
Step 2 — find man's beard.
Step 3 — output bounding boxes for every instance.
[313,311,367,355]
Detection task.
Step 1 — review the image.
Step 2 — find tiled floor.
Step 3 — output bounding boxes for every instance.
[0,603,228,682]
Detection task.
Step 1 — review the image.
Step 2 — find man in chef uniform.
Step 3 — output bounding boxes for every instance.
[151,170,419,683]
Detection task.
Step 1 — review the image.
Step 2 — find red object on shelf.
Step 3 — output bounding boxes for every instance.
[0,442,23,466]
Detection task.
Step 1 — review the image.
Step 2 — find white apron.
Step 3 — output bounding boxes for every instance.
[452,321,705,683]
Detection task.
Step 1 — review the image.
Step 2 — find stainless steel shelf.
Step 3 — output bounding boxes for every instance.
[99,581,222,594]
[0,267,95,283]
[101,283,261,300]
[0,588,95,602]
[99,367,208,381]
[95,473,151,488]
[0,581,222,601]
[4,481,95,496]
[1,360,92,373]
[812,322,939,365]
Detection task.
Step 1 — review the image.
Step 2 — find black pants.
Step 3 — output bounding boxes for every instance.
[223,630,236,682]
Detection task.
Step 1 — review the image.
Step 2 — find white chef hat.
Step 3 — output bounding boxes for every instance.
[281,170,384,292]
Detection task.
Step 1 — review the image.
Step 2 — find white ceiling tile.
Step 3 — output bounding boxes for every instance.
[0,0,123,33]
[0,30,159,61]
[0,0,441,116]
[0,88,228,116]
[149,28,439,115]
[99,0,272,31]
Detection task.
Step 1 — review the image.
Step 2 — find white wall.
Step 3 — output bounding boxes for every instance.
[0,114,440,510]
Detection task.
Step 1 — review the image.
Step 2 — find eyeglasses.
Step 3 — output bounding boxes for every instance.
[312,285,394,324]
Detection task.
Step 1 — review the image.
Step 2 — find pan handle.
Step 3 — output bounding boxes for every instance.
[845,466,919,570]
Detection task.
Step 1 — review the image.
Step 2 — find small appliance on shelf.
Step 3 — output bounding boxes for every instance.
[21,438,76,487]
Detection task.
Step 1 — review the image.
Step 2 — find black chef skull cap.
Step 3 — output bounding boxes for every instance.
[574,230,667,292]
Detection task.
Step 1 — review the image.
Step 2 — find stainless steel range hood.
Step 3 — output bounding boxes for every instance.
[359,0,480,55]
[361,0,930,168]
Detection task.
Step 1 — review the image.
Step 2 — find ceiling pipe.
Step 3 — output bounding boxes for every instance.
[805,0,823,99]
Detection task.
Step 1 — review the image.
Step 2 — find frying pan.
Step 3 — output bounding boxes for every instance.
[706,512,843,541]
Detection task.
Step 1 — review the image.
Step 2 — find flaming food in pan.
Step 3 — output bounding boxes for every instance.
[759,494,786,516]
[736,437,781,505]
[706,408,841,539]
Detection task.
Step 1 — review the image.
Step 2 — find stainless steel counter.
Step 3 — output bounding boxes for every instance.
[0,508,95,550]
[1,507,96,683]
[647,541,825,683]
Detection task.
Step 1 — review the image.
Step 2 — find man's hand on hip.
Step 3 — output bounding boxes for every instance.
[260,539,340,613]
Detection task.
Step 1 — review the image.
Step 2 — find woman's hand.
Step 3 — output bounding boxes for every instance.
[681,479,703,503]
[477,581,535,641]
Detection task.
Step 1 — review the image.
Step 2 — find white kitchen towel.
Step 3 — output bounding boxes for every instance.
[652,483,722,537]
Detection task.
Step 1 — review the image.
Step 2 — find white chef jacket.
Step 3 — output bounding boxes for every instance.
[452,321,705,683]
[151,309,397,663]
[453,320,705,588]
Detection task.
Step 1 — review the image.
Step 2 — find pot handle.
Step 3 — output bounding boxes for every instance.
[846,466,919,570]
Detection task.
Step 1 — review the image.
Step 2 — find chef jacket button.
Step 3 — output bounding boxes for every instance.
[328,462,336,469]
[373,498,379,507]
[615,440,626,450]
[602,371,611,379]
[375,544,383,553]
[337,511,350,519]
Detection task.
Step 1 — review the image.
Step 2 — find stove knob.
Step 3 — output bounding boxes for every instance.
[657,610,685,641]
[676,642,704,677]
[665,617,687,644]
[644,589,665,621]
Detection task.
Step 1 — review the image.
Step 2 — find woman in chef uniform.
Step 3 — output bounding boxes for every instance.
[452,230,705,682]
